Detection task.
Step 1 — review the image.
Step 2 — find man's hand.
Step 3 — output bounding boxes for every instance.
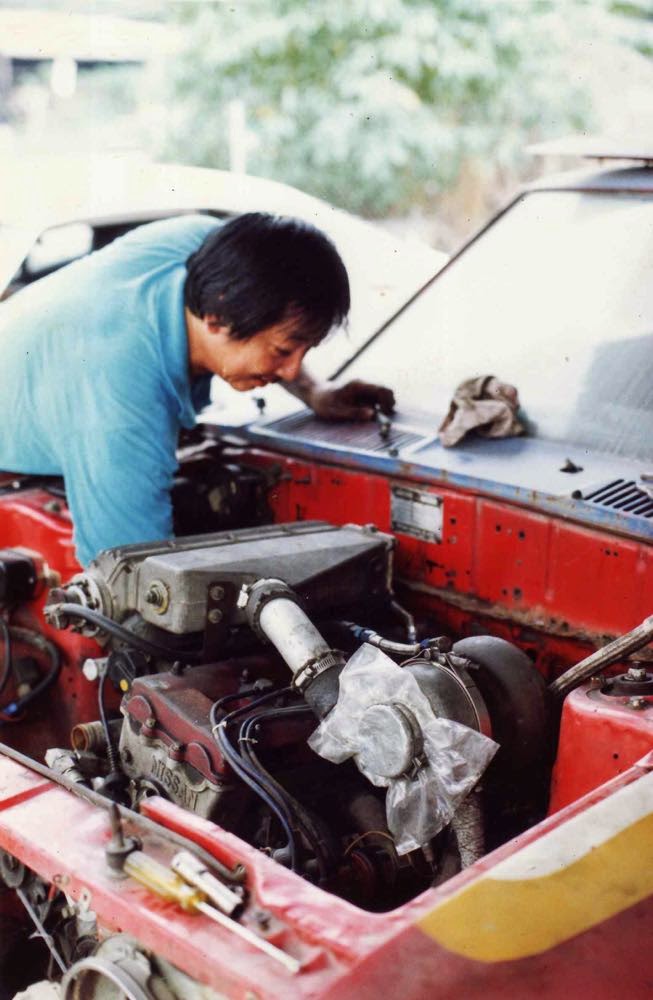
[307,379,396,421]
[284,366,395,421]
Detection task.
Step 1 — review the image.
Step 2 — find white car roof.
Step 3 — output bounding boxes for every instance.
[0,154,446,383]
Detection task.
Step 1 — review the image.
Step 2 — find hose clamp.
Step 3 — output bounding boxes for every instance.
[239,578,299,640]
[292,650,345,691]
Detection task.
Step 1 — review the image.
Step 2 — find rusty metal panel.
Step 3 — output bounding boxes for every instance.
[472,501,551,610]
[546,522,646,635]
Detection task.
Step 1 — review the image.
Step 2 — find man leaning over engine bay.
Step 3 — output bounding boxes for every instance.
[0,213,394,567]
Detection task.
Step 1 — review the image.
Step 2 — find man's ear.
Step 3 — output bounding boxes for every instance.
[204,314,230,335]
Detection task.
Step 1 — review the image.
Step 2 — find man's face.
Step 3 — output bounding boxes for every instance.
[194,314,316,390]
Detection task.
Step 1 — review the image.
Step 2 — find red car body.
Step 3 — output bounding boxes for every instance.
[0,149,652,998]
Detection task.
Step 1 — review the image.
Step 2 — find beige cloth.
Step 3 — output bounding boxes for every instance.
[438,375,525,448]
[12,984,61,999]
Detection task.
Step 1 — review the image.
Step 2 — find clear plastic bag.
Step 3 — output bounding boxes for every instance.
[309,643,498,854]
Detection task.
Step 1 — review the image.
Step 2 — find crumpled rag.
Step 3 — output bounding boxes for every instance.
[438,374,525,448]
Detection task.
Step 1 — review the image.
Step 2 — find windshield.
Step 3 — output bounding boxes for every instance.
[0,225,40,293]
[344,190,653,461]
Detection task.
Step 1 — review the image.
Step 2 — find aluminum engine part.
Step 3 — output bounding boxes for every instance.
[60,521,394,635]
[120,726,227,818]
[309,643,499,855]
[119,658,315,818]
[61,934,155,1000]
[356,703,423,779]
[119,661,243,817]
[247,582,346,689]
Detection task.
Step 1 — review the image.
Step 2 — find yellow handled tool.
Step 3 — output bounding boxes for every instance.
[106,805,301,975]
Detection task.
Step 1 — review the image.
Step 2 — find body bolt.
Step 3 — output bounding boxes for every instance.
[208,608,223,625]
[144,581,169,614]
[209,585,225,601]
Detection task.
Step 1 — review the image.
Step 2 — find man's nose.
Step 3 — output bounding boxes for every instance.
[276,353,304,382]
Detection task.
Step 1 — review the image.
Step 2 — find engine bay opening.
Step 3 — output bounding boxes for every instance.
[3,518,556,915]
[1,450,653,997]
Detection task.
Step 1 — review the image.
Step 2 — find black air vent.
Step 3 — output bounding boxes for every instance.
[261,412,425,455]
[581,479,653,519]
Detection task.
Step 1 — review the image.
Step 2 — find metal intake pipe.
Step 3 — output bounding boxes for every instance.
[239,579,345,718]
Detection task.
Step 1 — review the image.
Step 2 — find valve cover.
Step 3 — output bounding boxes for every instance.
[75,521,394,635]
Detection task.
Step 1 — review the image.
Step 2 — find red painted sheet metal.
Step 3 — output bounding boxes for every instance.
[141,796,392,963]
[0,756,344,997]
[547,521,651,636]
[399,588,596,681]
[550,685,653,812]
[0,489,78,580]
[1,459,653,996]
[251,449,653,639]
[473,500,551,609]
[0,748,651,998]
[324,894,653,1000]
[0,490,103,737]
[5,462,653,643]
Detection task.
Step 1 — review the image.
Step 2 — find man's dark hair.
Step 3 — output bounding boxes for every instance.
[184,212,350,342]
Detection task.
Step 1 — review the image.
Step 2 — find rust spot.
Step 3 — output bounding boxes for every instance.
[396,575,623,648]
[425,559,445,573]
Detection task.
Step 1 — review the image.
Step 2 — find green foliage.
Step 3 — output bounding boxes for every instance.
[609,1,653,19]
[608,0,653,57]
[160,0,594,217]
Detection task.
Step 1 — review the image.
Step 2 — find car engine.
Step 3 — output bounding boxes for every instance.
[40,519,552,911]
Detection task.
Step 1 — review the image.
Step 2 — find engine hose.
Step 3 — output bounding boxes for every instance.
[210,685,274,720]
[332,620,434,658]
[389,599,417,644]
[0,626,61,720]
[550,614,653,698]
[215,724,299,871]
[450,789,485,869]
[51,604,201,663]
[0,740,245,884]
[210,687,301,871]
[98,662,120,774]
[240,706,338,880]
[209,685,294,731]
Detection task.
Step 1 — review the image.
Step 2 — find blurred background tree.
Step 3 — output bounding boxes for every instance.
[2,0,651,249]
[160,0,597,237]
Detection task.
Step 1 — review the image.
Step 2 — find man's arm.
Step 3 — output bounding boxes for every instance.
[285,365,395,421]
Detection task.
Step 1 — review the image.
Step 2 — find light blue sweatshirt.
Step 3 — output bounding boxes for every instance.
[0,214,219,566]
